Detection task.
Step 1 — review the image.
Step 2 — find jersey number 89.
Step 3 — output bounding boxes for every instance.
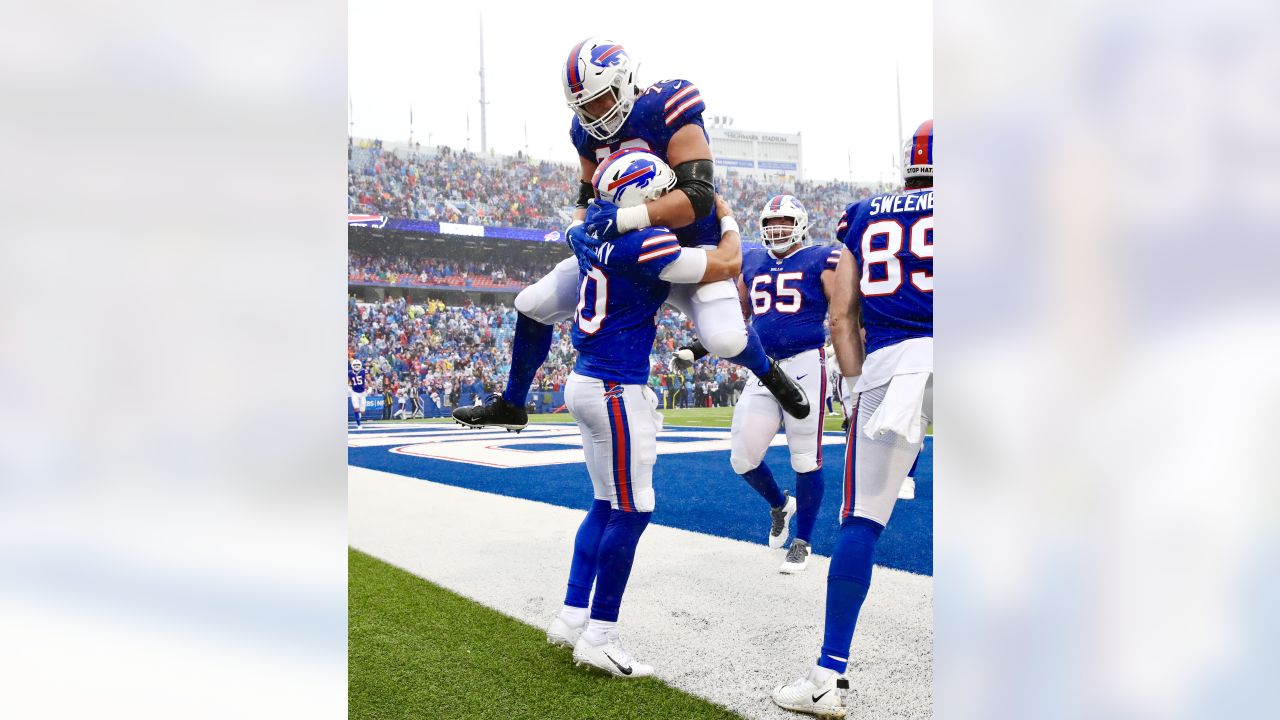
[859,217,934,296]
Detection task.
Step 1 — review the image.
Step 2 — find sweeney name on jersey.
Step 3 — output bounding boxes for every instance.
[568,225,682,385]
[838,188,934,355]
[570,79,718,248]
[741,245,839,359]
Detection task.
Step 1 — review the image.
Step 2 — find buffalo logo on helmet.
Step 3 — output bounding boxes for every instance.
[605,158,657,204]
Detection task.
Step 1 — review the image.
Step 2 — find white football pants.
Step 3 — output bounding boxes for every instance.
[839,374,933,527]
[349,389,367,413]
[564,372,664,513]
[730,347,829,475]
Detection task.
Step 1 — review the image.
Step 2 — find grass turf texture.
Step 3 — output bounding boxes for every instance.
[360,406,853,433]
[349,548,742,720]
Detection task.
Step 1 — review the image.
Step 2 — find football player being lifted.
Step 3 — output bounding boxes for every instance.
[453,37,807,432]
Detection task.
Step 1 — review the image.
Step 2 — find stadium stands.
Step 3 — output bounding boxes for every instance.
[349,295,746,412]
[349,138,894,240]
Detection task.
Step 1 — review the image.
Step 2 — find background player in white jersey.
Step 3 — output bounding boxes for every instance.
[544,149,744,678]
[723,195,843,573]
[348,358,369,428]
[772,120,935,717]
[453,37,807,432]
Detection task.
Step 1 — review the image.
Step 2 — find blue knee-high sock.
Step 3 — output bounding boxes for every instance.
[589,510,652,622]
[726,326,772,377]
[741,463,785,508]
[564,499,612,608]
[794,469,825,542]
[908,452,920,478]
[502,312,553,406]
[818,517,884,673]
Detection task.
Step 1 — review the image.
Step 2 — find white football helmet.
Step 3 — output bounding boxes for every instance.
[759,195,809,255]
[592,149,676,208]
[562,37,639,141]
[351,359,363,372]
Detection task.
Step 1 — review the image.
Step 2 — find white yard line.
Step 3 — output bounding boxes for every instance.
[349,466,932,720]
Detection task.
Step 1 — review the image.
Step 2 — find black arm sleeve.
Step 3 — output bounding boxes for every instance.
[672,159,716,219]
[575,180,595,209]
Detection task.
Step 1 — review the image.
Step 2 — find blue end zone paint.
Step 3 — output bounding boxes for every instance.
[348,429,932,576]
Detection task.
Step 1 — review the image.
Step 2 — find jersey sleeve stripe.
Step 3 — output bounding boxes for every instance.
[640,233,678,247]
[664,95,704,125]
[663,84,699,109]
[638,245,680,263]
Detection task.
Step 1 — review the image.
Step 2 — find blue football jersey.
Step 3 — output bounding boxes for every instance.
[349,369,368,392]
[741,245,840,359]
[570,79,718,248]
[567,224,683,384]
[838,188,934,355]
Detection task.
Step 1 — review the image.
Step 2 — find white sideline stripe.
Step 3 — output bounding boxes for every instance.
[349,467,932,720]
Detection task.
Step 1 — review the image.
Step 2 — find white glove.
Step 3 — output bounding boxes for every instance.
[670,347,697,372]
[841,375,861,420]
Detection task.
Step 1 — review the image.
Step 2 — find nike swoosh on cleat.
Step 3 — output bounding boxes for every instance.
[603,651,633,676]
[796,374,808,380]
[812,689,832,703]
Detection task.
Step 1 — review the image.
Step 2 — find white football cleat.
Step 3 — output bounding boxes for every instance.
[546,616,583,649]
[772,667,849,717]
[780,539,811,573]
[572,634,654,678]
[769,493,798,549]
[898,476,916,500]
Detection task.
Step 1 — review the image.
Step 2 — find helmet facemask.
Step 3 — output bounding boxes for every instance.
[569,68,637,141]
[761,217,806,255]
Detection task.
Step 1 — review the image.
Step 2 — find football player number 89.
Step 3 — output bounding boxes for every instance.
[860,217,934,296]
[576,266,609,334]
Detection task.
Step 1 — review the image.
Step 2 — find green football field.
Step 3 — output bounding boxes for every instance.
[361,405,852,433]
[349,548,742,720]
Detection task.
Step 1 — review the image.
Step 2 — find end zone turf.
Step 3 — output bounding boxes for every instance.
[349,548,742,720]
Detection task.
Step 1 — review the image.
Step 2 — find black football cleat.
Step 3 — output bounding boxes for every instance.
[759,360,810,419]
[452,394,529,432]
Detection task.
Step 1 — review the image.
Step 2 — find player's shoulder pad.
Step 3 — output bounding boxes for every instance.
[835,199,870,244]
[640,79,705,129]
[568,117,592,159]
[741,246,769,273]
[617,226,681,265]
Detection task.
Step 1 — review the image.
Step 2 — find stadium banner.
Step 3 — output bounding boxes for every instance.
[757,160,798,171]
[717,158,756,168]
[349,214,564,244]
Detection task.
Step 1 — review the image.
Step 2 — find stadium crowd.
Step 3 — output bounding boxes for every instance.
[349,295,751,416]
[349,139,893,242]
[348,253,556,289]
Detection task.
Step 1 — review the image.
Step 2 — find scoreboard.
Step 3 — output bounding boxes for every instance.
[707,127,803,180]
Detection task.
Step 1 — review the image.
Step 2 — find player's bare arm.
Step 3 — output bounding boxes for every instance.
[735,275,751,320]
[641,124,714,229]
[828,247,864,377]
[695,195,741,281]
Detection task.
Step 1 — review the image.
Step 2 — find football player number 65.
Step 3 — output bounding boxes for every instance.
[750,272,804,314]
[576,266,609,334]
[860,217,934,296]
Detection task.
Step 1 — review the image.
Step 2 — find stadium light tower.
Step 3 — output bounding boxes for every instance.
[896,63,904,176]
[479,13,489,155]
